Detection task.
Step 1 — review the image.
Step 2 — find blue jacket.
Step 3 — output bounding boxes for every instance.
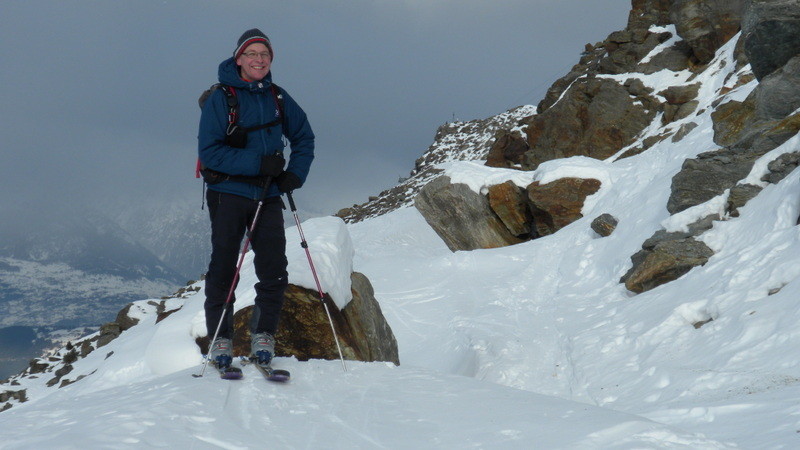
[198,57,315,200]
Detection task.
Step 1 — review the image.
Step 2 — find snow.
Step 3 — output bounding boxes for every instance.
[4,29,800,449]
[286,215,354,309]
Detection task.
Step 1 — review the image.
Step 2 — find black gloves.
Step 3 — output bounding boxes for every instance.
[259,154,285,177]
[275,171,302,193]
[258,156,301,192]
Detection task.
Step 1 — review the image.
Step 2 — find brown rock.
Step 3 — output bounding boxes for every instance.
[522,78,659,169]
[659,83,701,104]
[487,181,532,237]
[485,130,529,168]
[623,238,714,293]
[114,303,140,332]
[527,178,602,236]
[711,97,756,147]
[415,176,524,251]
[669,0,745,64]
[223,273,399,365]
[591,214,619,237]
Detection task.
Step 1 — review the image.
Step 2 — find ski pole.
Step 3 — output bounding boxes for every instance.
[286,192,348,372]
[194,178,272,378]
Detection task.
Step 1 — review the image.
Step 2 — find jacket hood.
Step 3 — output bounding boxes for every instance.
[217,57,273,90]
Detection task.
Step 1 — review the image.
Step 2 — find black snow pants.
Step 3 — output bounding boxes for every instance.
[204,189,288,340]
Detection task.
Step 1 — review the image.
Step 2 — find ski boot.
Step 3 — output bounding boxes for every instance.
[250,332,275,366]
[209,337,233,369]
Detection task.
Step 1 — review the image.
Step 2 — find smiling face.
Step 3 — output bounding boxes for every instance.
[236,42,272,82]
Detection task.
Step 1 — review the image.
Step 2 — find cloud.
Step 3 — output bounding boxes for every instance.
[0,0,630,221]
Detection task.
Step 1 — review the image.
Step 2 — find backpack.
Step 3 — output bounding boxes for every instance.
[195,83,286,181]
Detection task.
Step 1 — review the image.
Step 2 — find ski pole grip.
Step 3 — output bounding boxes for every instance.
[286,191,298,212]
[257,175,273,201]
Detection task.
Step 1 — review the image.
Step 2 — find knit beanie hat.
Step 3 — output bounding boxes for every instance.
[234,28,273,59]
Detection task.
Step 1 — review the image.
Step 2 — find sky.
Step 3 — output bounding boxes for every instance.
[0,0,630,220]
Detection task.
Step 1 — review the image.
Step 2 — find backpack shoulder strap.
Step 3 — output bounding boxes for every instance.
[270,83,285,120]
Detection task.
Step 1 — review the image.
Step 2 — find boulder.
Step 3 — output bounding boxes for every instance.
[527,178,602,236]
[669,0,745,64]
[114,303,140,332]
[485,129,529,168]
[591,214,619,237]
[487,181,533,237]
[414,176,523,251]
[764,151,800,185]
[229,273,399,365]
[727,183,763,217]
[523,78,659,169]
[742,0,800,80]
[623,238,715,293]
[667,147,761,214]
[754,55,800,122]
[659,83,701,105]
[97,323,122,348]
[622,215,719,293]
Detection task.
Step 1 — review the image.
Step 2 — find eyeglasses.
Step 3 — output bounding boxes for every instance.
[242,51,271,60]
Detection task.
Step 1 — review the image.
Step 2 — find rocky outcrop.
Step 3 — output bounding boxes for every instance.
[486,129,529,169]
[669,0,745,64]
[523,78,660,170]
[667,147,761,214]
[628,38,800,294]
[528,178,602,237]
[415,176,601,250]
[223,273,399,365]
[415,176,524,251]
[337,106,536,223]
[671,53,800,215]
[742,0,800,81]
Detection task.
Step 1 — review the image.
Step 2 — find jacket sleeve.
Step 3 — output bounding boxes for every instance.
[280,88,315,184]
[197,89,261,177]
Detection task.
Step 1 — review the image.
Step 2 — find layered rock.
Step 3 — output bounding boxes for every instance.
[527,178,602,237]
[522,78,660,170]
[415,176,600,251]
[670,54,800,215]
[669,0,745,64]
[742,0,800,81]
[622,237,715,293]
[415,176,524,252]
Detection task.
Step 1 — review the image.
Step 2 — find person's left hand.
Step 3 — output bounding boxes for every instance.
[275,171,302,193]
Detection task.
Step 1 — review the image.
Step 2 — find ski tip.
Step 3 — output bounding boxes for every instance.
[268,369,291,382]
[217,365,244,380]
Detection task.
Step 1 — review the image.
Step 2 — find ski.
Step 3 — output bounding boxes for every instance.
[240,357,290,382]
[254,363,291,382]
[216,364,244,380]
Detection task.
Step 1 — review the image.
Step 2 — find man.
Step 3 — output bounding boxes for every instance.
[198,28,315,368]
